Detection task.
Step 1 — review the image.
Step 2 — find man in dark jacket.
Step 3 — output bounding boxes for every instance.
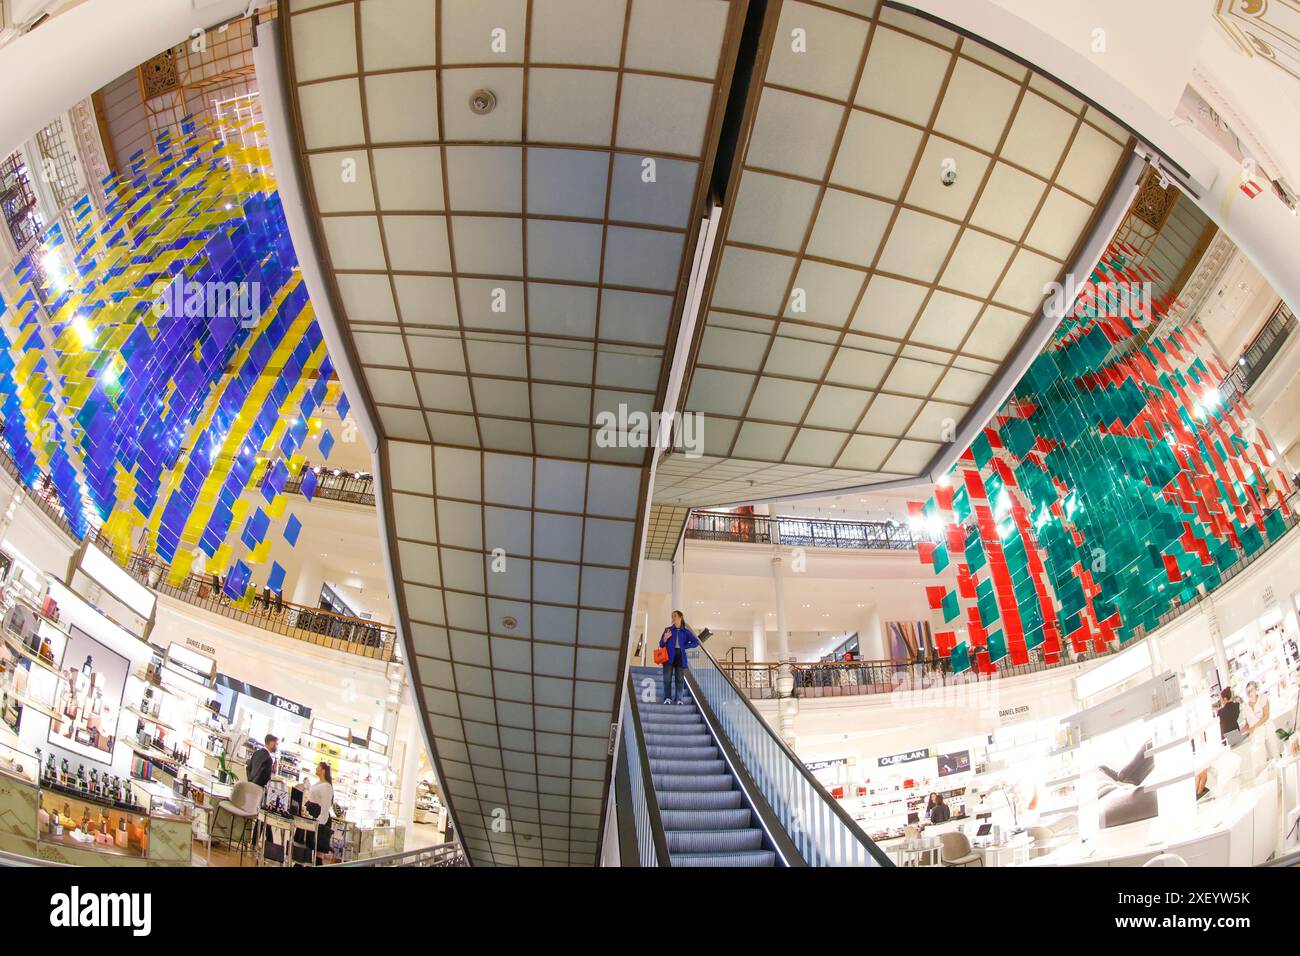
[247,734,278,787]
[1217,689,1242,741]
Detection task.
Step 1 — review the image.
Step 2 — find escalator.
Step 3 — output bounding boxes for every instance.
[631,666,775,866]
[615,646,892,867]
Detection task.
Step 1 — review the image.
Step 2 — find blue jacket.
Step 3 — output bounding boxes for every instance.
[660,625,699,666]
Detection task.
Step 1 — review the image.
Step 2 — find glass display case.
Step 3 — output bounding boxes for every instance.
[37,786,152,857]
[0,737,36,784]
[0,608,64,731]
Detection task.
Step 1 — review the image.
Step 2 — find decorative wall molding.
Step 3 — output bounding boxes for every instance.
[1212,0,1300,84]
[1179,229,1242,327]
[1187,62,1289,189]
[138,49,180,99]
[68,97,110,212]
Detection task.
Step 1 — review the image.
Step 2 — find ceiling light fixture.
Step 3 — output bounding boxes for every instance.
[469,89,497,114]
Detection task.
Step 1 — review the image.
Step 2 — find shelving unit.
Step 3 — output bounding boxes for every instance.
[300,729,397,828]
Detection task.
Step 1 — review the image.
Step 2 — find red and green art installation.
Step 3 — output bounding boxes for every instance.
[910,240,1294,675]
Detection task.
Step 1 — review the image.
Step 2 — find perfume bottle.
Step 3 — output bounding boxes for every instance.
[51,808,62,837]
[115,815,127,848]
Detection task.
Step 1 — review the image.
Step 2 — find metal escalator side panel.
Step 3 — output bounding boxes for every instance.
[683,648,893,867]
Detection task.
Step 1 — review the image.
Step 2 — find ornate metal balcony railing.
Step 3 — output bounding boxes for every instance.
[717,653,1078,701]
[274,463,375,507]
[107,540,398,662]
[1220,301,1297,407]
[0,440,394,661]
[723,498,1300,702]
[686,510,915,551]
[0,455,79,540]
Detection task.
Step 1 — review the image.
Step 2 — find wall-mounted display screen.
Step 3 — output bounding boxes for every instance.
[937,750,970,777]
[48,625,129,763]
[312,717,350,746]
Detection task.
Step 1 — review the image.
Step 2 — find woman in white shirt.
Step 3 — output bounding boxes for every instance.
[306,761,335,864]
[1242,681,1279,759]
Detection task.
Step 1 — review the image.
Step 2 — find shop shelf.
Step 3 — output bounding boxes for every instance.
[2,633,62,675]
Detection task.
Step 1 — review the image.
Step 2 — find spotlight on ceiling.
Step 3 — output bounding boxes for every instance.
[469,89,497,114]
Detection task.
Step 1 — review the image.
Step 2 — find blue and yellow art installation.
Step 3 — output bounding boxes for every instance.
[0,116,344,603]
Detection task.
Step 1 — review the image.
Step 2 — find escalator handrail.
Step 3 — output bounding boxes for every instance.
[623,673,673,867]
[683,668,806,867]
[689,640,893,866]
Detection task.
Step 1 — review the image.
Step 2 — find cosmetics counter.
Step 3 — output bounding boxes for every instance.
[0,545,406,865]
[802,747,982,842]
[117,645,406,859]
[840,648,1299,865]
[0,574,194,866]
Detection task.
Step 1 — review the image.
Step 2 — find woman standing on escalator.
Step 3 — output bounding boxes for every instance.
[659,610,699,705]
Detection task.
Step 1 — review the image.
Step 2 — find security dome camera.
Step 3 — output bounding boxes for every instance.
[941,168,958,187]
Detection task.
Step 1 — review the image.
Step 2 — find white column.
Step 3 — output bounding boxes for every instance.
[395,691,421,832]
[771,556,790,664]
[1148,624,1165,678]
[771,556,795,704]
[670,557,684,618]
[0,483,26,549]
[290,553,323,607]
[858,603,884,659]
[750,610,766,662]
[1205,598,1230,689]
[641,609,650,667]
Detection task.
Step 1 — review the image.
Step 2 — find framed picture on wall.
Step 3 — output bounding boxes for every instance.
[48,625,129,763]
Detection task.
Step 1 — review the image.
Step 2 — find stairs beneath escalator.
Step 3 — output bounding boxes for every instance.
[630,665,775,867]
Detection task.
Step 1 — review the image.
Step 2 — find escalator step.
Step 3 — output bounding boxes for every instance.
[644,734,713,748]
[646,745,718,760]
[660,809,753,830]
[637,708,701,721]
[671,850,776,868]
[640,721,707,734]
[656,789,746,811]
[666,828,764,853]
[649,758,727,774]
[653,773,735,792]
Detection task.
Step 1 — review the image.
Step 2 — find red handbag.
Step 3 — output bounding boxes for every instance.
[653,647,669,665]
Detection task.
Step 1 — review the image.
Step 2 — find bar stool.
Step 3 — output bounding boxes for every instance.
[216,782,263,866]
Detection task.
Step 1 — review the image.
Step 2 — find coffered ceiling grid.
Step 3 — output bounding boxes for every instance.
[283,0,742,866]
[663,0,1131,506]
[642,503,692,561]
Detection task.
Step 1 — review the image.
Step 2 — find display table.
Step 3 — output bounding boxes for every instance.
[255,810,325,865]
[889,836,941,867]
[974,834,1032,867]
[1021,783,1277,867]
[338,819,405,860]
